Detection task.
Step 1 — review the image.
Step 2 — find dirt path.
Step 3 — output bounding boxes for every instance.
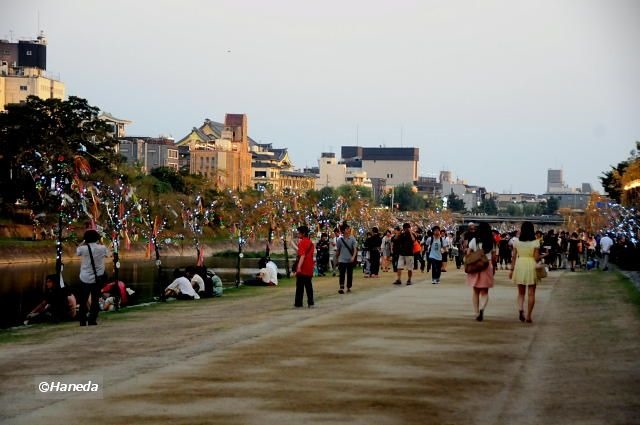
[1,267,639,424]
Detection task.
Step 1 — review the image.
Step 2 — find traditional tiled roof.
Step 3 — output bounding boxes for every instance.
[281,170,317,178]
[99,112,132,124]
[253,160,284,169]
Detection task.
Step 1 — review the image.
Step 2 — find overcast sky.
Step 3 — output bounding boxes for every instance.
[2,0,639,194]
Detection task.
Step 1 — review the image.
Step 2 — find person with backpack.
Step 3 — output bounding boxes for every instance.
[335,221,358,294]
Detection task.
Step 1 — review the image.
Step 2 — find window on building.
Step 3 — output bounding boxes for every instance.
[19,85,28,91]
[26,50,33,56]
[168,150,178,159]
[255,171,267,178]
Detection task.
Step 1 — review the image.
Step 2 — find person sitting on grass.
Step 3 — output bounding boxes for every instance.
[244,257,279,286]
[185,266,206,295]
[25,274,77,325]
[164,268,200,300]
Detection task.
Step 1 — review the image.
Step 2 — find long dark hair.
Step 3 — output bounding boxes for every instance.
[519,221,536,242]
[477,222,494,253]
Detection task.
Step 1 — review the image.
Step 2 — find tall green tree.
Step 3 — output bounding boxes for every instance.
[0,95,118,209]
[380,184,425,211]
[544,196,559,215]
[446,193,466,212]
[474,198,498,215]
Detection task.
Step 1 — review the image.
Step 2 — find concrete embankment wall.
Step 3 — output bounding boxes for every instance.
[0,224,287,265]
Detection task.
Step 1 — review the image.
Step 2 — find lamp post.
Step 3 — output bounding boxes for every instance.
[390,186,395,212]
[235,227,244,287]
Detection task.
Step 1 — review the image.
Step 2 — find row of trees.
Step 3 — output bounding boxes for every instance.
[0,96,563,245]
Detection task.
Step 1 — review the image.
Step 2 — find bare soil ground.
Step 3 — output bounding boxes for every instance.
[1,266,639,425]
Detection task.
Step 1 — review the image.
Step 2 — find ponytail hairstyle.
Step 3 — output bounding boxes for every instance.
[477,222,494,254]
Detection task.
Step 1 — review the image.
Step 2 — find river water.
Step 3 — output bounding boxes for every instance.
[0,256,290,329]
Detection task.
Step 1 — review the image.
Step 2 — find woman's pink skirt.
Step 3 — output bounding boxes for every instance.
[466,264,494,288]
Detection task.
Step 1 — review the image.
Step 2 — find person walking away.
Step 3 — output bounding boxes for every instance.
[509,221,540,323]
[498,233,511,270]
[427,226,444,284]
[599,233,614,271]
[567,232,580,272]
[294,225,315,308]
[465,222,495,321]
[366,227,383,277]
[423,230,434,273]
[316,233,331,276]
[441,231,452,272]
[329,227,340,276]
[76,229,108,326]
[393,223,416,286]
[335,222,358,293]
[413,227,426,272]
[381,229,393,272]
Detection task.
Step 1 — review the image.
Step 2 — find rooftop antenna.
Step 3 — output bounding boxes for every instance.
[400,126,404,147]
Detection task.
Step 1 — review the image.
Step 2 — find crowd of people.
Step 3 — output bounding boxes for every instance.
[25,222,637,327]
[291,219,637,322]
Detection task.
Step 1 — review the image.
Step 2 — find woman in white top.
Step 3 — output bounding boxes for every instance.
[76,229,108,326]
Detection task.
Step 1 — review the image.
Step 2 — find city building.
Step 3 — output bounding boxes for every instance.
[280,170,317,192]
[442,180,487,211]
[119,136,179,172]
[547,169,565,193]
[416,176,441,198]
[315,152,371,190]
[493,193,540,210]
[340,146,419,187]
[176,117,313,191]
[176,114,253,190]
[543,192,590,211]
[252,143,295,190]
[0,32,65,111]
[99,112,132,139]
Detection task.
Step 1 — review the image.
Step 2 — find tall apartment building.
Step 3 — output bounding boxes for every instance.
[0,32,65,111]
[547,169,565,193]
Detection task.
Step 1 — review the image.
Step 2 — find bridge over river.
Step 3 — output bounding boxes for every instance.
[458,214,565,226]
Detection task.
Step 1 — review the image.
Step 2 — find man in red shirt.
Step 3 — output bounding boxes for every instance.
[294,225,315,308]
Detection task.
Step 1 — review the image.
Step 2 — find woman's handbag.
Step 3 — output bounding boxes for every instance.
[464,249,489,274]
[536,262,548,279]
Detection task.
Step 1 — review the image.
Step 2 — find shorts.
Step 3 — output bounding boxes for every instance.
[397,255,414,270]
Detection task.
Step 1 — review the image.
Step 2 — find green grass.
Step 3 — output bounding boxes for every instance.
[617,271,640,312]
